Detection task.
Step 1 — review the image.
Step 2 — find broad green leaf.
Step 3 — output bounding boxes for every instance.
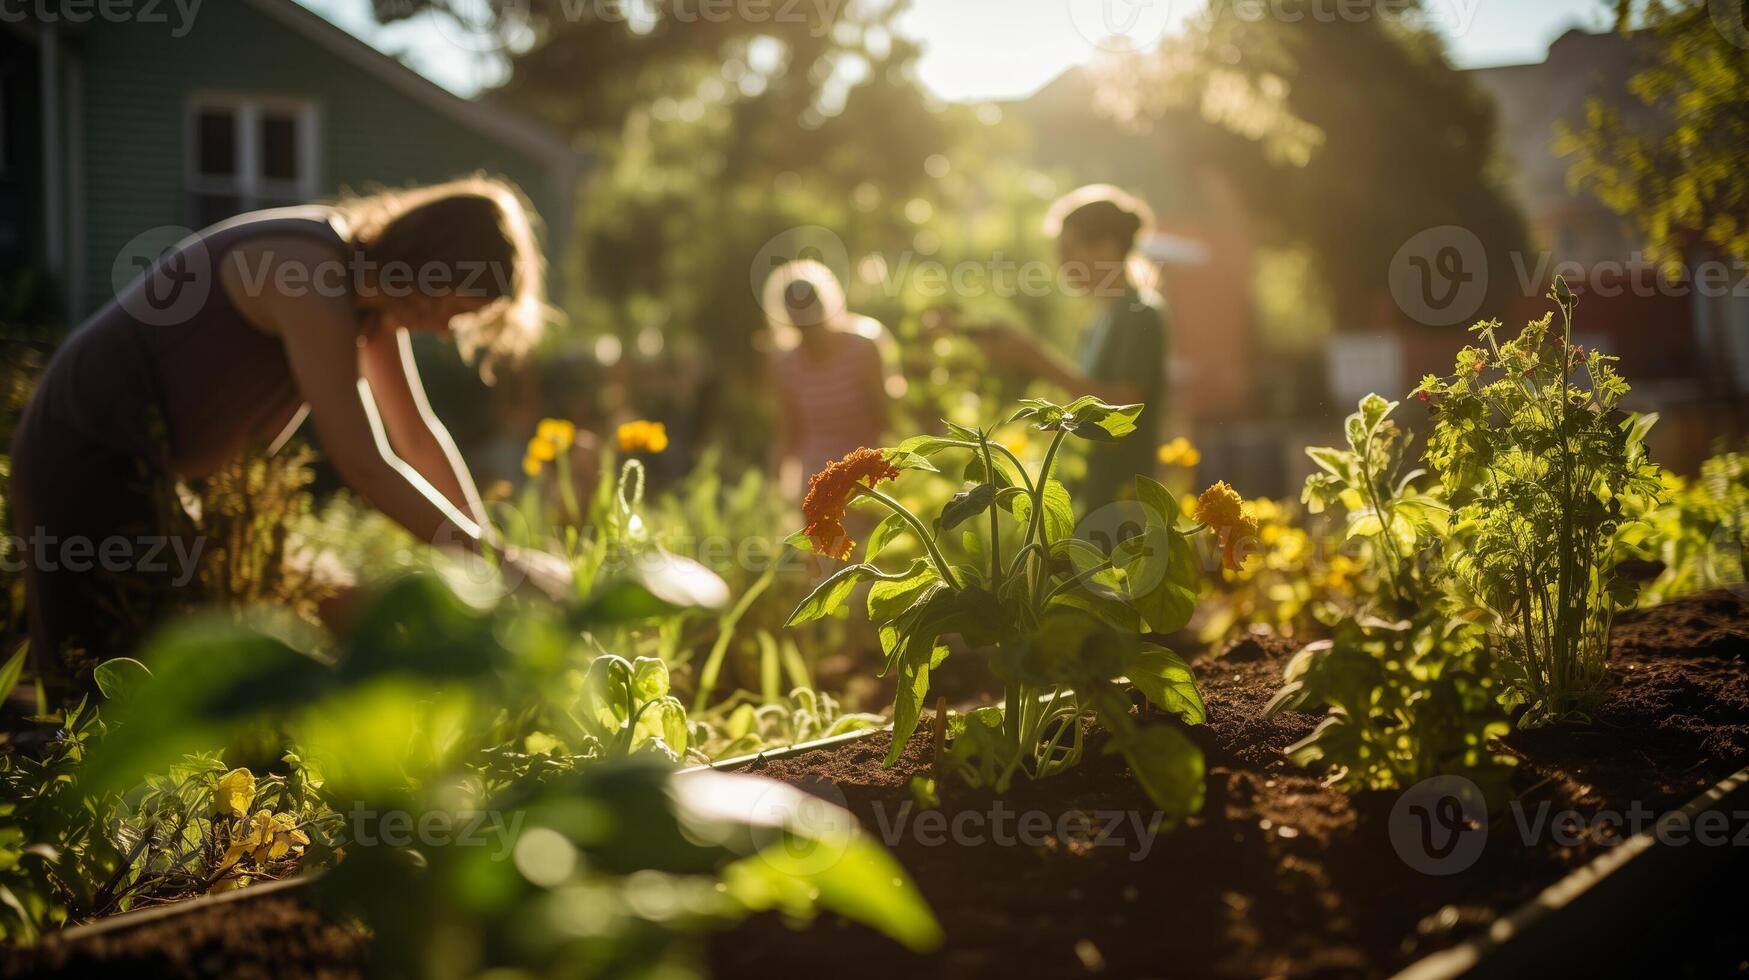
[680,771,942,952]
[1306,446,1350,478]
[93,657,152,703]
[1010,480,1074,542]
[1134,477,1179,531]
[0,648,25,703]
[864,512,908,560]
[1126,646,1206,724]
[631,657,670,701]
[787,563,879,626]
[884,643,948,765]
[868,565,942,624]
[1105,720,1205,821]
[885,450,940,474]
[894,435,968,458]
[939,484,997,530]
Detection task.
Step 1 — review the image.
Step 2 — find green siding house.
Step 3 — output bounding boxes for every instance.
[2,0,583,321]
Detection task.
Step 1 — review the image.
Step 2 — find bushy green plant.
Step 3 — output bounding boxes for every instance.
[1416,279,1666,725]
[786,396,1230,820]
[1301,394,1450,610]
[568,654,691,761]
[1629,453,1748,605]
[1268,616,1513,793]
[60,570,936,974]
[1270,396,1512,791]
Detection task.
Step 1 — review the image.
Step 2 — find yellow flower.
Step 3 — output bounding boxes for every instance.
[618,419,669,454]
[524,417,579,477]
[538,418,577,445]
[1156,437,1201,468]
[1195,481,1244,528]
[213,768,256,819]
[220,810,311,871]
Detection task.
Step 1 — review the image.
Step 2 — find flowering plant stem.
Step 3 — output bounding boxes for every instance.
[786,396,1227,820]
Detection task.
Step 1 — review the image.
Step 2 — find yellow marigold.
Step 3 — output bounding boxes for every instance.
[618,419,669,454]
[1195,481,1244,528]
[538,418,577,445]
[213,768,256,819]
[523,417,577,477]
[220,810,310,870]
[1157,436,1201,468]
[802,448,901,560]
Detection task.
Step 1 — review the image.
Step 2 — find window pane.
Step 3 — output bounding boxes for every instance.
[261,113,298,181]
[196,110,237,176]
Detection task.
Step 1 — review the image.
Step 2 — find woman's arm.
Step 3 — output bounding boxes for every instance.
[267,287,485,551]
[976,322,1144,405]
[358,326,489,528]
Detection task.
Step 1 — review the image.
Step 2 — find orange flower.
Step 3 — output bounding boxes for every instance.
[802,448,901,559]
[1220,514,1261,572]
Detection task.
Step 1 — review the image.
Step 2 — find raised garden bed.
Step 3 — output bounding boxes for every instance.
[708,587,1749,979]
[9,588,1748,978]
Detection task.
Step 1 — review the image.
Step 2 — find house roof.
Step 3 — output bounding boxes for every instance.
[247,0,584,172]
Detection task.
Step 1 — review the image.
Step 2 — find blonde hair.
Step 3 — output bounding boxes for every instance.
[332,175,553,376]
[760,259,848,350]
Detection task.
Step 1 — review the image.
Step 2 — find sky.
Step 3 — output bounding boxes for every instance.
[296,0,1615,103]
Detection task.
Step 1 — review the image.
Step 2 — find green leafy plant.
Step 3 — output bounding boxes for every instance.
[1301,394,1449,611]
[786,396,1233,820]
[1629,452,1747,605]
[697,686,886,760]
[1268,396,1511,792]
[1417,278,1667,725]
[59,570,935,974]
[569,654,691,761]
[1268,616,1513,793]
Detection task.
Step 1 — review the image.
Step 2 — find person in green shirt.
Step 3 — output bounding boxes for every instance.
[970,185,1169,509]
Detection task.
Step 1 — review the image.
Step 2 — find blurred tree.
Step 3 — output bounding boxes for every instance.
[1556,0,1749,264]
[1088,0,1529,330]
[371,1,958,465]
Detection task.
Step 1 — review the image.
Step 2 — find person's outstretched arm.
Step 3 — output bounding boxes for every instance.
[358,325,489,529]
[268,287,482,551]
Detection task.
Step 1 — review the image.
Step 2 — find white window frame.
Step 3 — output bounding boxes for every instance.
[183,92,320,218]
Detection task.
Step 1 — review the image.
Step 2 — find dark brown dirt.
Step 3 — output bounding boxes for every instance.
[8,591,1748,979]
[708,592,1749,980]
[4,889,363,979]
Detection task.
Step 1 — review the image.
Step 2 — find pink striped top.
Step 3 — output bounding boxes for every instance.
[774,330,887,487]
